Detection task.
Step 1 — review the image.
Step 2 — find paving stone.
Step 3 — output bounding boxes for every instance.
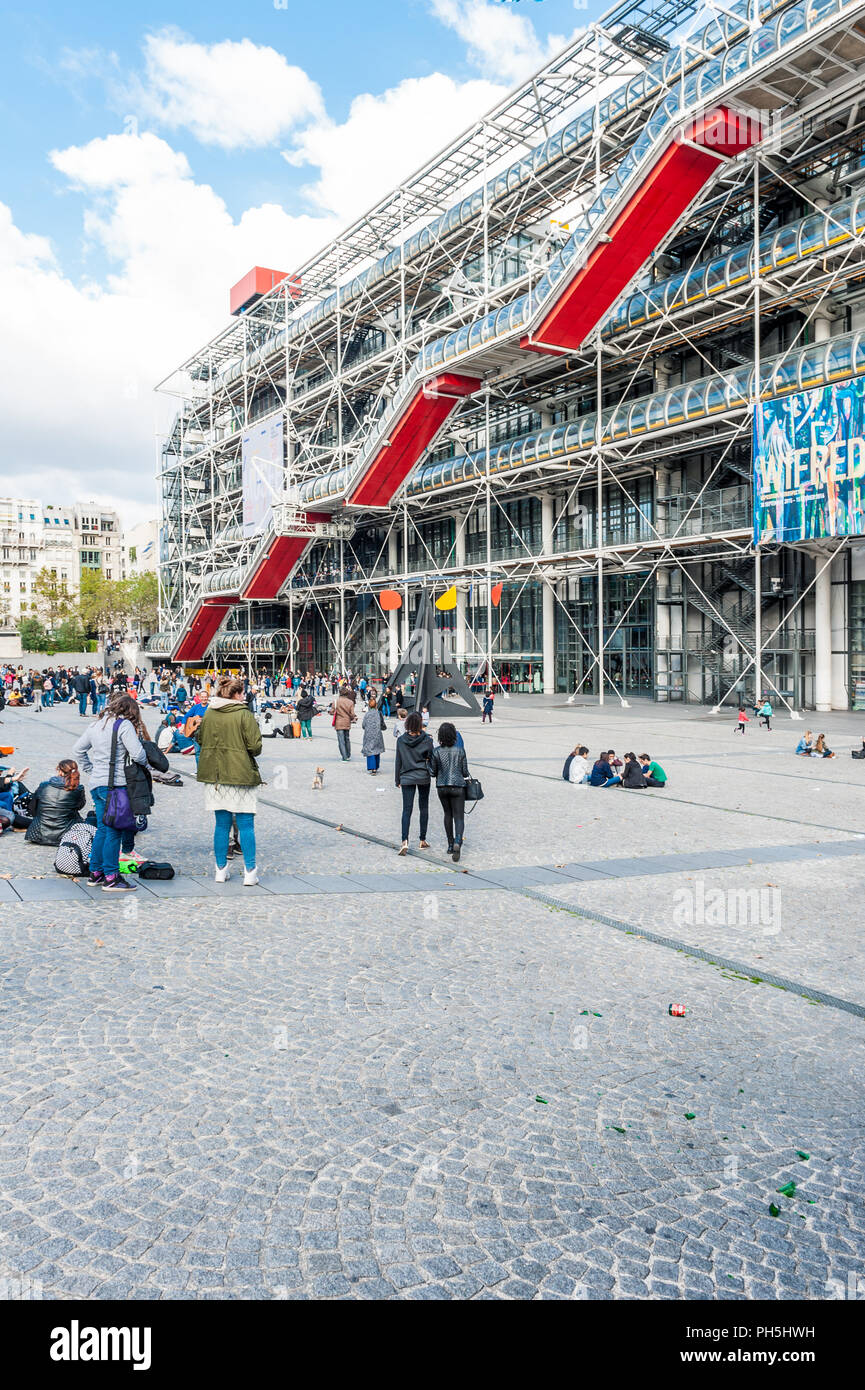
[1,699,864,1304]
[9,877,91,902]
[295,875,373,894]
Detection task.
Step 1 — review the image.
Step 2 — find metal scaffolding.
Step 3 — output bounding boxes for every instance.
[152,0,865,711]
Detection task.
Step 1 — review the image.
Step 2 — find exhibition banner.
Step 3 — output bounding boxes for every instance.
[242,414,285,538]
[753,375,865,543]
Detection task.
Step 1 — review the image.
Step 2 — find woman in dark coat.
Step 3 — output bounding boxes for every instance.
[361,693,386,774]
[620,752,646,789]
[295,687,316,738]
[393,711,434,854]
[25,760,86,845]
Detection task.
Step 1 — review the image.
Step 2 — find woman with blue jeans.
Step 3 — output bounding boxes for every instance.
[195,675,262,886]
[73,693,148,892]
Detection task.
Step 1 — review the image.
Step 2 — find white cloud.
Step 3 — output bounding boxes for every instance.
[429,0,567,84]
[0,12,573,523]
[285,71,504,223]
[0,135,337,521]
[131,29,325,151]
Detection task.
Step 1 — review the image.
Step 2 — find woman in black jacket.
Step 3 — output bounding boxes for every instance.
[620,752,646,789]
[393,711,433,855]
[430,722,470,861]
[120,707,170,858]
[25,760,86,845]
[295,687,316,737]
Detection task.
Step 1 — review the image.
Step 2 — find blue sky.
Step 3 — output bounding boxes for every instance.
[0,0,605,520]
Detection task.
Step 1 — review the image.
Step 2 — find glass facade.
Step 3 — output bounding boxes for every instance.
[555,574,653,696]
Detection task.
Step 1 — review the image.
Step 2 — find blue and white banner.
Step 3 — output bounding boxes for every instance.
[753,375,865,543]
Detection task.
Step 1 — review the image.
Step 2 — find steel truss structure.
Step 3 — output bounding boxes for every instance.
[153,0,865,711]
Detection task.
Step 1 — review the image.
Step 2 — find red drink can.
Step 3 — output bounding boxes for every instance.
[668,1003,686,1017]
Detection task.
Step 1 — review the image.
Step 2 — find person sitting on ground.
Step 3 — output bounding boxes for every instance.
[812,733,835,759]
[795,730,813,756]
[639,753,667,787]
[606,749,623,772]
[588,752,616,787]
[0,763,32,829]
[565,745,591,784]
[157,712,197,757]
[621,752,647,789]
[24,759,86,845]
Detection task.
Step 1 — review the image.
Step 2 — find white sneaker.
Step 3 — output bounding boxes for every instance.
[214,864,231,882]
[243,868,260,887]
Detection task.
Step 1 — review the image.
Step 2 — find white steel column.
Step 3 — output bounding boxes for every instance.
[541,492,556,695]
[484,388,493,688]
[338,535,346,675]
[402,501,410,648]
[813,299,833,711]
[454,511,467,669]
[815,557,832,712]
[831,551,848,710]
[387,529,399,670]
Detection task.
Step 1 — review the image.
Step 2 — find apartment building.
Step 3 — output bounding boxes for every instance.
[0,497,123,626]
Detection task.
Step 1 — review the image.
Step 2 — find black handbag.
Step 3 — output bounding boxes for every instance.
[138,860,175,880]
[464,776,484,802]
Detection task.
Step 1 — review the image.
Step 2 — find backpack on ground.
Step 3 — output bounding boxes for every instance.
[54,822,95,877]
[137,860,175,880]
[562,753,575,781]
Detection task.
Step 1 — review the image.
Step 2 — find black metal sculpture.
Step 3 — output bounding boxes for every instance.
[388,590,482,717]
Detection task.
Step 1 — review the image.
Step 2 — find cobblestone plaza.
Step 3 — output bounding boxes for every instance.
[1,697,863,1301]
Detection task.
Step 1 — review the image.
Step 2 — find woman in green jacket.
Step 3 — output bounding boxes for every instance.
[196,675,263,885]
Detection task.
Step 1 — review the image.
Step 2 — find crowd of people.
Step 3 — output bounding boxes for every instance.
[10,654,859,887]
[0,661,147,713]
[0,660,483,878]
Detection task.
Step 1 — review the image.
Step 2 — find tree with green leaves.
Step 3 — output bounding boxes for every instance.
[119,572,159,637]
[78,568,123,648]
[18,616,53,653]
[32,567,77,632]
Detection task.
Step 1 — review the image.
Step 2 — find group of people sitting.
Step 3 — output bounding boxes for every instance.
[564,747,667,788]
[794,730,836,758]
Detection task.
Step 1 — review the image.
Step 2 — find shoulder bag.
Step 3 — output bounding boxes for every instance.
[103,719,136,830]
